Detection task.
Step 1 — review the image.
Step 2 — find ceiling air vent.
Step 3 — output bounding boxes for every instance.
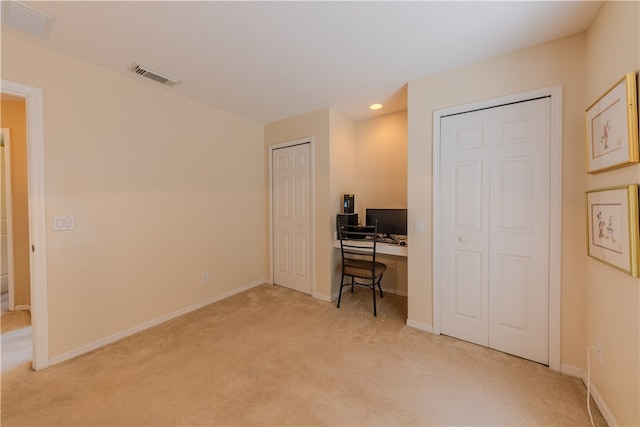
[2,1,55,39]
[129,64,180,87]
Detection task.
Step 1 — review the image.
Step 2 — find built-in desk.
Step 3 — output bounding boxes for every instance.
[333,239,408,296]
[332,239,408,257]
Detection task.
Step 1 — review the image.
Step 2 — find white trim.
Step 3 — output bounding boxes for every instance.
[562,363,618,426]
[432,86,563,371]
[1,128,16,311]
[432,106,443,336]
[315,293,333,303]
[581,372,619,427]
[382,287,407,297]
[1,79,49,371]
[406,319,434,334]
[547,87,563,372]
[560,363,583,378]
[268,138,316,297]
[50,280,264,366]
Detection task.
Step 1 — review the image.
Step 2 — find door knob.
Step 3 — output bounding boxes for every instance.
[458,236,467,243]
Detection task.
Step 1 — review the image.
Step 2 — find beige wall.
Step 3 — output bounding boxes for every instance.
[2,33,265,358]
[583,2,639,425]
[329,109,357,296]
[354,111,408,212]
[0,98,31,307]
[354,111,408,295]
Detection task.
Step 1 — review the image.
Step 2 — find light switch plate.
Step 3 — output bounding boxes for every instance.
[64,215,75,230]
[53,215,75,231]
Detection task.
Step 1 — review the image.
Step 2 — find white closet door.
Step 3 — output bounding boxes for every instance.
[272,143,311,295]
[440,98,551,364]
[488,98,550,364]
[440,109,492,347]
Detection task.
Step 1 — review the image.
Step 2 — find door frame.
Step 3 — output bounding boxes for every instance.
[268,137,315,296]
[1,79,49,371]
[1,128,16,309]
[432,86,562,371]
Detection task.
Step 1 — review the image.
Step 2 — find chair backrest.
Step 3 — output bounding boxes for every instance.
[338,222,379,273]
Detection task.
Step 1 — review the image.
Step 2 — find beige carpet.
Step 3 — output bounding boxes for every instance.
[1,284,605,426]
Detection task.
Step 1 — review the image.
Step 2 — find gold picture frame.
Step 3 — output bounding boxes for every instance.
[585,72,639,174]
[586,185,639,277]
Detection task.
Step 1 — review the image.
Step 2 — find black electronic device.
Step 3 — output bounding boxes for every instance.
[337,213,358,235]
[365,208,407,236]
[343,194,355,214]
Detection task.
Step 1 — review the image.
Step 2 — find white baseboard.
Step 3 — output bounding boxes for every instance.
[381,287,407,297]
[313,293,333,303]
[561,363,617,427]
[581,371,618,427]
[49,280,264,367]
[406,319,434,334]
[15,304,31,312]
[560,364,583,378]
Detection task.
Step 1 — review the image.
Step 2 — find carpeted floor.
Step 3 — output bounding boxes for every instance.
[1,284,605,426]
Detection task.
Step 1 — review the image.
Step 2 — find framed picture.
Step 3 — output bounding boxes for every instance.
[586,185,639,277]
[585,72,639,174]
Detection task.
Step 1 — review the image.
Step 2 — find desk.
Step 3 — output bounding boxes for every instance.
[333,240,408,257]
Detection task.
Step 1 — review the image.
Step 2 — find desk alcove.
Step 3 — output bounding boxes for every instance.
[333,240,408,297]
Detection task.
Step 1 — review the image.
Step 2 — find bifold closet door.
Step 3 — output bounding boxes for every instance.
[440,98,550,365]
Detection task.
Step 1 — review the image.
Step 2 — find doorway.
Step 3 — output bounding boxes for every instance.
[1,79,49,371]
[433,87,562,370]
[269,139,313,295]
[1,104,34,371]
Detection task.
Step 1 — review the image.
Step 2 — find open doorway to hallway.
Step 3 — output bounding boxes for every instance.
[1,94,33,371]
[1,292,32,371]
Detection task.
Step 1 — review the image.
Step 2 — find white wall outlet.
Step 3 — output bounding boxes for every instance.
[201,272,209,284]
[415,220,424,233]
[595,342,603,364]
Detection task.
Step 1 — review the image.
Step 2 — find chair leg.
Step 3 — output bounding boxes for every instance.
[351,277,355,293]
[377,275,384,298]
[337,274,345,308]
[372,282,377,317]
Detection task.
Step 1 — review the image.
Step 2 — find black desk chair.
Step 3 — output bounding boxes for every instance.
[337,222,387,316]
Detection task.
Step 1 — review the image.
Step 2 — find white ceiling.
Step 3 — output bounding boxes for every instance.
[3,1,603,124]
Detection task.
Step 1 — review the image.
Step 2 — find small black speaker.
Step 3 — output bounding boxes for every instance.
[343,194,354,214]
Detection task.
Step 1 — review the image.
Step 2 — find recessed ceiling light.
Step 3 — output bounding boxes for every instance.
[369,103,383,110]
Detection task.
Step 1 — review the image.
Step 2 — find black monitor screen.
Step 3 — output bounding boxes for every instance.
[365,208,407,236]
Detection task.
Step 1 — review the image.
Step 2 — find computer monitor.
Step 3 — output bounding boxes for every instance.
[365,208,407,236]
